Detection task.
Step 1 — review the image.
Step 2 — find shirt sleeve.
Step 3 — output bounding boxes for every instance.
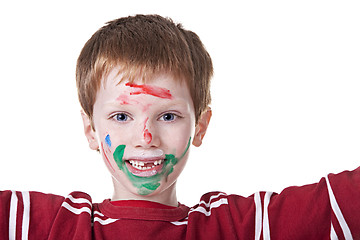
[0,190,93,240]
[226,167,360,239]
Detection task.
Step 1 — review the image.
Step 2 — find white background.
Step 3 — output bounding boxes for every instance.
[0,0,359,206]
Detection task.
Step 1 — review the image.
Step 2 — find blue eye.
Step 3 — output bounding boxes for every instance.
[114,113,128,122]
[161,113,176,121]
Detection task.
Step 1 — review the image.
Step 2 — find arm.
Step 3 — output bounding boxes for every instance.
[0,191,93,239]
[254,167,360,239]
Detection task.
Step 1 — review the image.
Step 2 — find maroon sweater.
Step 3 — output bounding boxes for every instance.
[1,167,359,239]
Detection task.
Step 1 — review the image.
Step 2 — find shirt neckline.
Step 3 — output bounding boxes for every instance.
[110,199,177,209]
[98,199,190,222]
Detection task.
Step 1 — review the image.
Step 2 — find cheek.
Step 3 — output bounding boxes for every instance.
[169,121,194,144]
[105,134,112,148]
[102,128,130,150]
[101,133,126,172]
[101,141,116,172]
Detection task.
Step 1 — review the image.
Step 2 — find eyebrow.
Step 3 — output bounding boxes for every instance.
[116,94,133,105]
[125,83,172,99]
[104,99,189,112]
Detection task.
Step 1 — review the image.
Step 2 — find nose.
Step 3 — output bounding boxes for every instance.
[132,117,160,148]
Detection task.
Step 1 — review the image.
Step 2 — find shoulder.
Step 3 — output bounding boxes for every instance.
[0,190,94,239]
[189,191,232,217]
[0,190,93,221]
[186,168,360,239]
[60,191,93,215]
[2,191,93,211]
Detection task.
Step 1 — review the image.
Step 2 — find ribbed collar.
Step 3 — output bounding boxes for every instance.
[98,199,190,222]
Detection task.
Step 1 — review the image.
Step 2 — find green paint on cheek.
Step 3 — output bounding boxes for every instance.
[162,138,191,179]
[165,154,177,164]
[113,145,126,170]
[112,137,192,196]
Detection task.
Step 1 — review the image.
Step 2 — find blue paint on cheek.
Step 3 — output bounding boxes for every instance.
[105,134,112,148]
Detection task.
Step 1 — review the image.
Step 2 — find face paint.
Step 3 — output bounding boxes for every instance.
[116,94,139,105]
[142,103,152,112]
[113,145,126,170]
[101,142,116,172]
[112,137,192,195]
[143,130,152,144]
[125,83,172,99]
[142,118,152,144]
[105,134,112,148]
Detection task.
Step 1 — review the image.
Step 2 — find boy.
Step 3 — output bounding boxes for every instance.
[1,14,359,239]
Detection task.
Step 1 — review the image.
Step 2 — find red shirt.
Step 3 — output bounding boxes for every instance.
[110,199,177,209]
[1,167,359,239]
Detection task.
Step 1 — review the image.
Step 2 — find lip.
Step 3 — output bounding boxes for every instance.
[125,157,165,177]
[126,156,164,162]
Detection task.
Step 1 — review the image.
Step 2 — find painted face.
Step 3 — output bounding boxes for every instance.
[90,69,197,198]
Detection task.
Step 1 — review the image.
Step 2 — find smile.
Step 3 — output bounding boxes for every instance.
[128,159,164,170]
[125,158,165,177]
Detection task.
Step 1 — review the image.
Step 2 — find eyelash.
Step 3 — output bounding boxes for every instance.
[110,112,182,123]
[110,112,132,122]
[159,112,178,122]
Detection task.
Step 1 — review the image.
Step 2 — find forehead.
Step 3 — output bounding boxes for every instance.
[102,66,184,87]
[98,67,192,102]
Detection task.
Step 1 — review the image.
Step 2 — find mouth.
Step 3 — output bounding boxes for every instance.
[125,158,165,177]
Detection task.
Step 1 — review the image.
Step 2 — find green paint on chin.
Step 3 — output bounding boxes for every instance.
[142,182,161,191]
[112,137,192,196]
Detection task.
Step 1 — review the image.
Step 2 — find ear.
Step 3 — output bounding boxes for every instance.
[192,107,212,147]
[81,110,99,150]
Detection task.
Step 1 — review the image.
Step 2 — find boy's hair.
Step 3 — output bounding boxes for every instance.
[76,14,213,123]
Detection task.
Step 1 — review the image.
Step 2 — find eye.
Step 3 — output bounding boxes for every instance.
[113,113,130,122]
[160,113,176,122]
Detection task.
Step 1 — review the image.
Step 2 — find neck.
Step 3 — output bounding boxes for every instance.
[111,178,178,207]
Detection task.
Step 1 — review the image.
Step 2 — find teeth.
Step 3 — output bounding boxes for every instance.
[129,160,164,170]
[154,160,163,166]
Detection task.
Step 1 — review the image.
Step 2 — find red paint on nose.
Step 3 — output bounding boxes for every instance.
[142,117,152,144]
[125,83,172,99]
[143,129,152,144]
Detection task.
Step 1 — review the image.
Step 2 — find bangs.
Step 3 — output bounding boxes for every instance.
[94,56,190,87]
[76,14,213,123]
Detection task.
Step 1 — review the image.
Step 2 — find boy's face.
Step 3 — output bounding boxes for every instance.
[82,68,211,199]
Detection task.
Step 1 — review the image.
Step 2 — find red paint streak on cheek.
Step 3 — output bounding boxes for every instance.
[101,143,116,172]
[125,83,172,99]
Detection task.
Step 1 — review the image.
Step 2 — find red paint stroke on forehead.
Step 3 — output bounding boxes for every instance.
[125,83,172,99]
[116,94,131,105]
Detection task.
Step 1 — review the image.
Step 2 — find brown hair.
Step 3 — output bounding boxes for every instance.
[76,14,213,123]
